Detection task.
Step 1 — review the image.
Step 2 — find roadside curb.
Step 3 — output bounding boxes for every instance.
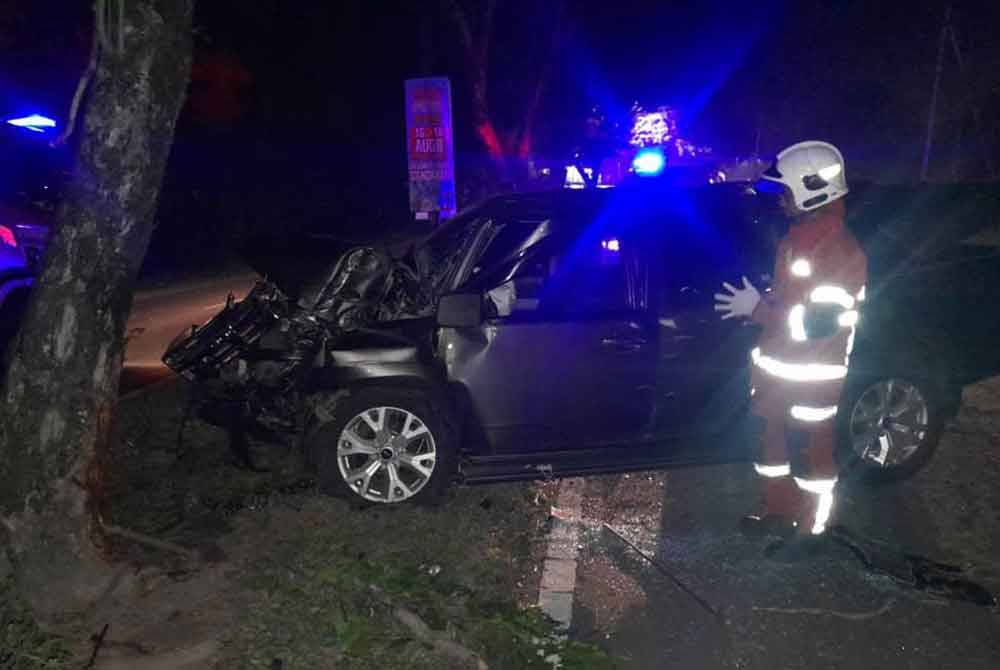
[537,477,585,629]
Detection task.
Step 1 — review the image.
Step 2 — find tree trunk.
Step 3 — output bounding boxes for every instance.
[0,0,192,630]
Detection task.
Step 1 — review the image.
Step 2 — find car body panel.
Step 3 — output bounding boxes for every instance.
[439,315,658,453]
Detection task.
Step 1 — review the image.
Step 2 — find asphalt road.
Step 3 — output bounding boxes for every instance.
[562,377,1000,669]
[120,270,259,394]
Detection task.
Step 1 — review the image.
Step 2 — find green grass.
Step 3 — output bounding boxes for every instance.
[109,382,616,668]
[0,577,70,670]
[221,487,615,670]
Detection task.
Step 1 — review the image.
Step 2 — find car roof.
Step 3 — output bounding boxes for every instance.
[483,182,759,224]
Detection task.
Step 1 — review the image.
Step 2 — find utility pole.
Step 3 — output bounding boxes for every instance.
[945,16,996,179]
[920,4,951,182]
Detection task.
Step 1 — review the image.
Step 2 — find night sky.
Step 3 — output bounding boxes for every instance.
[192,0,1000,182]
[2,0,999,217]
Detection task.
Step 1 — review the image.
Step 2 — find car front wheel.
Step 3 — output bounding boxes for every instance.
[837,374,946,482]
[310,387,455,505]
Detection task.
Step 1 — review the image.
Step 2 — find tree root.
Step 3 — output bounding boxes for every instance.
[100,521,199,562]
[752,598,895,621]
[368,584,488,670]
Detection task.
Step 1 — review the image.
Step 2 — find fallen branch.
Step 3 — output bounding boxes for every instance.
[368,584,488,670]
[394,607,488,669]
[84,623,110,669]
[753,598,895,621]
[100,521,198,562]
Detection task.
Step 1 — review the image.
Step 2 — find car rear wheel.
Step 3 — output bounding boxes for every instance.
[310,387,455,505]
[837,374,945,482]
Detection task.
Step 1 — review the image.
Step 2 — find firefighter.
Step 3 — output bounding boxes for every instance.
[714,141,867,547]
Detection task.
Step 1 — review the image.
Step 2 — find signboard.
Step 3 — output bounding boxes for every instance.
[405,77,456,221]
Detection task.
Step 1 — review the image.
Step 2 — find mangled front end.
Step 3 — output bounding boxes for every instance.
[162,246,436,452]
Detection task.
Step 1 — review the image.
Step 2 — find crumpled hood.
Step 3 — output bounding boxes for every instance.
[305,246,435,330]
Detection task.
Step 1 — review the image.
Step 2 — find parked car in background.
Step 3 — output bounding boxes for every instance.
[0,219,32,363]
[165,181,1000,505]
[0,116,61,268]
[0,111,63,365]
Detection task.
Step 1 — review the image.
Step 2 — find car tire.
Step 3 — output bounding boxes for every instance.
[836,372,947,483]
[308,386,456,506]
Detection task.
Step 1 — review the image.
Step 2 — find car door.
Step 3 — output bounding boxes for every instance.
[649,188,771,434]
[442,217,658,453]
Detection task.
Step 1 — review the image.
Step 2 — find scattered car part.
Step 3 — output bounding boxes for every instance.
[830,525,996,607]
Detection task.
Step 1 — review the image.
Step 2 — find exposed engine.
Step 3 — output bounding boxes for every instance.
[163,246,435,440]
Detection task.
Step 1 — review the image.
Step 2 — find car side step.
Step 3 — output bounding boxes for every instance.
[459,444,753,485]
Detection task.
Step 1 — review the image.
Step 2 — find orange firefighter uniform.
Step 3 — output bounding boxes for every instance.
[749,196,867,534]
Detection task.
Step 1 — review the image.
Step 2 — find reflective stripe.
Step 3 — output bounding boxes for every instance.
[789,405,838,422]
[754,462,791,478]
[794,477,838,535]
[856,285,866,302]
[787,304,807,341]
[809,285,855,309]
[751,347,848,382]
[786,304,856,343]
[790,258,812,278]
[844,324,857,362]
[838,309,859,327]
[794,477,837,494]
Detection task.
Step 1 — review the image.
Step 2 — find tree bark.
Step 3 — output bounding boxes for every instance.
[0,0,192,630]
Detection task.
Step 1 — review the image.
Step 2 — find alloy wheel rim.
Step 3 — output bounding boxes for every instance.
[336,406,437,503]
[848,379,930,468]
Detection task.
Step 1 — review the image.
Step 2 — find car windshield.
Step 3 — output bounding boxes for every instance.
[413,206,491,293]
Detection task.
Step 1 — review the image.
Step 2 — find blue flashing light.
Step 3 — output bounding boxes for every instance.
[6,114,57,132]
[632,148,665,176]
[601,238,621,252]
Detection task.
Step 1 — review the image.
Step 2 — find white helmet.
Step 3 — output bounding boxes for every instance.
[761,141,848,212]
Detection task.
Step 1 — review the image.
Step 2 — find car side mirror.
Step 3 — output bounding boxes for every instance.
[437,293,483,328]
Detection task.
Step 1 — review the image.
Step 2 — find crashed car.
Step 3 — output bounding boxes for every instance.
[164,182,1000,504]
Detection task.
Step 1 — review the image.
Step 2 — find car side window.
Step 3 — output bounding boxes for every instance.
[483,234,648,319]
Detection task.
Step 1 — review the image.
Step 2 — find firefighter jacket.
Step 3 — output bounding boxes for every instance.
[751,204,868,382]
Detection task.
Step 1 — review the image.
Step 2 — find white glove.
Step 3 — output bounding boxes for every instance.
[714,276,761,320]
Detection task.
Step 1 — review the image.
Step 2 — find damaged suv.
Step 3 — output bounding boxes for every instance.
[165,183,775,503]
[165,182,994,504]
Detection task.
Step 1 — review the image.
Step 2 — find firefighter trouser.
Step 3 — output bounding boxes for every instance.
[750,365,841,535]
